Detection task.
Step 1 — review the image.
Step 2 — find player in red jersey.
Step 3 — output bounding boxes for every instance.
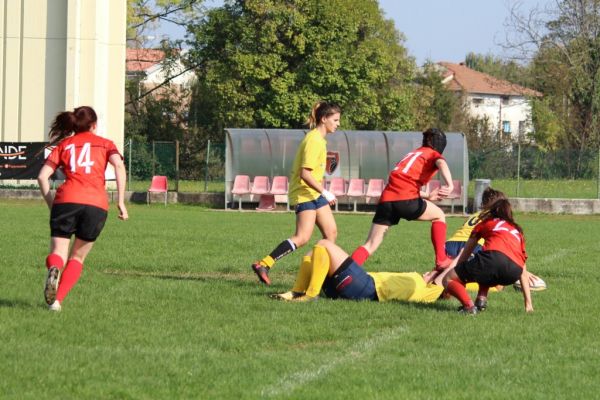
[351,128,454,270]
[442,198,533,314]
[37,106,128,311]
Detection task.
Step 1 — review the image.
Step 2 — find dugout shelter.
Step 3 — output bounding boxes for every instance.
[225,129,468,212]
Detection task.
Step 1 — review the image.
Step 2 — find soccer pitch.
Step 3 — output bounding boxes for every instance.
[1,200,599,399]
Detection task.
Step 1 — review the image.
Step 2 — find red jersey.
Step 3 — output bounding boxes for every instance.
[380,146,443,202]
[44,132,122,210]
[471,218,528,267]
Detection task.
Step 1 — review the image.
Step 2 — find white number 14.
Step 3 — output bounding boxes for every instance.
[65,143,95,174]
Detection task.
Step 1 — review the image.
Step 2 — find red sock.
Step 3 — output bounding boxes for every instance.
[56,259,83,302]
[46,254,64,270]
[446,278,473,308]
[351,246,370,266]
[477,285,490,299]
[431,221,448,264]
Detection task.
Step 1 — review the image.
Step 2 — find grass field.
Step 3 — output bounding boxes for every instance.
[1,200,599,399]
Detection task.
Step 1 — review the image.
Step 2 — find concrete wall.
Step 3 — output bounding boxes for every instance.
[1,189,598,214]
[0,0,126,150]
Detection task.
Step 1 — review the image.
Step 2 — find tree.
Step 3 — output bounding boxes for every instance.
[185,0,419,131]
[505,0,600,156]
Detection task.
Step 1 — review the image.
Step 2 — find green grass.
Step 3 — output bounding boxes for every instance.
[2,200,599,399]
[467,178,599,199]
[127,179,225,193]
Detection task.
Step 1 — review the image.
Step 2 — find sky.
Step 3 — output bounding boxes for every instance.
[152,0,553,65]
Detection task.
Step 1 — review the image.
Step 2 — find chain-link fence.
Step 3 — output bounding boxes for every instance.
[469,144,600,199]
[124,139,225,192]
[123,137,598,199]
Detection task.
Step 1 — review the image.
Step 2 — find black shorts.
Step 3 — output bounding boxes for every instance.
[372,198,426,226]
[454,250,523,287]
[50,203,108,242]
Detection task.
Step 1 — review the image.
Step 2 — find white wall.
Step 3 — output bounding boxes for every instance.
[465,93,533,138]
[0,0,126,150]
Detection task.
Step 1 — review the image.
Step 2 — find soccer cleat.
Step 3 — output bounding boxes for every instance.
[457,305,478,315]
[435,257,453,272]
[290,294,318,302]
[475,297,488,311]
[44,267,61,305]
[270,291,304,301]
[251,262,271,285]
[48,300,62,312]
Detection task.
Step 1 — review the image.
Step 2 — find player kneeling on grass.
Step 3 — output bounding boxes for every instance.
[444,186,546,298]
[272,239,444,304]
[441,198,533,314]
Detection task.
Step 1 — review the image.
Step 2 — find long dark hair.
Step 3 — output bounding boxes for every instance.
[481,187,506,209]
[479,198,523,233]
[305,101,341,129]
[48,106,97,146]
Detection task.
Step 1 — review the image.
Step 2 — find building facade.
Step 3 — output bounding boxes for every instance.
[0,0,126,150]
[439,62,542,140]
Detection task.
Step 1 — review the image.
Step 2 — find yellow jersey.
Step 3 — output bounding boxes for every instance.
[368,272,444,303]
[447,211,484,245]
[288,129,327,206]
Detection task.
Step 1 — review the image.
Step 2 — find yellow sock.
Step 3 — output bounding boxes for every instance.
[305,245,330,298]
[260,255,275,268]
[292,256,312,293]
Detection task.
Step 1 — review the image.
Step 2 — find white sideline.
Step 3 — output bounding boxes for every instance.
[260,325,408,398]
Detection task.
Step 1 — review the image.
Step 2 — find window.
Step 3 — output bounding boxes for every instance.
[502,120,511,134]
[501,96,510,105]
[472,98,483,107]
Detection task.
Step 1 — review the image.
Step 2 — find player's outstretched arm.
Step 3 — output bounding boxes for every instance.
[435,159,454,197]
[37,164,56,209]
[520,265,534,312]
[109,153,128,221]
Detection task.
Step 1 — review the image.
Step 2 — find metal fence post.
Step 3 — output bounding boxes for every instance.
[152,140,156,177]
[516,139,521,197]
[175,140,180,192]
[204,139,211,192]
[127,138,132,192]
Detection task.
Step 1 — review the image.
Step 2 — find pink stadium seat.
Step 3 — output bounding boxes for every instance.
[346,178,365,212]
[427,179,441,194]
[231,175,250,210]
[327,177,346,211]
[269,176,289,211]
[251,176,274,211]
[446,179,463,213]
[250,176,270,195]
[147,175,168,206]
[365,178,384,204]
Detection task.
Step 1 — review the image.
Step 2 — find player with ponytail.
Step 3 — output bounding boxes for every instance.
[37,106,128,311]
[251,101,341,286]
[442,197,533,314]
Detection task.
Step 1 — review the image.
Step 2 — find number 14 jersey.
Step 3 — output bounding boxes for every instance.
[44,132,122,210]
[380,146,444,202]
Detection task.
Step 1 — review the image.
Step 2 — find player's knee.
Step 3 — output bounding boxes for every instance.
[323,227,337,241]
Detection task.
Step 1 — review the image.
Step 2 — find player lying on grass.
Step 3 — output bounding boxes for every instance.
[441,197,533,314]
[444,186,546,300]
[271,239,446,304]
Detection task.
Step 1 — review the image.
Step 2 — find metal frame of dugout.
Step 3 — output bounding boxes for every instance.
[225,129,469,212]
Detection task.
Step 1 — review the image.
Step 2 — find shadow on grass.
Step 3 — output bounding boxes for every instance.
[0,297,38,310]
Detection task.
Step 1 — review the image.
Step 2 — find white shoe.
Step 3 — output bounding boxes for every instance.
[48,300,62,312]
[44,267,61,305]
